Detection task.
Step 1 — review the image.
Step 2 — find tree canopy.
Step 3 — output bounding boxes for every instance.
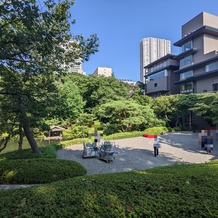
[0,0,98,153]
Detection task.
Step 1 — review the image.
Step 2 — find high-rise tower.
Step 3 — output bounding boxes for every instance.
[140,37,171,83]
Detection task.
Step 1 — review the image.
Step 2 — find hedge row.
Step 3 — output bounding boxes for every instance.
[0,158,86,184]
[60,126,168,148]
[0,162,218,217]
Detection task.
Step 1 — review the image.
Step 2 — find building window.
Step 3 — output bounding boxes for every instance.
[180,82,193,94]
[154,83,157,87]
[182,41,192,52]
[150,61,167,73]
[213,83,218,92]
[148,70,168,81]
[205,61,218,72]
[180,55,193,67]
[180,70,193,80]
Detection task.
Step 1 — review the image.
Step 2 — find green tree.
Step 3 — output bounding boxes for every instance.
[191,93,218,127]
[55,80,85,127]
[96,100,161,133]
[84,76,130,111]
[152,95,178,129]
[175,94,199,130]
[0,0,98,153]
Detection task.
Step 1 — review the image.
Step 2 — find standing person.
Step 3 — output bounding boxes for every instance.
[153,136,160,157]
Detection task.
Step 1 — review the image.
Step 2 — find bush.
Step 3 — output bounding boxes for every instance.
[0,163,218,217]
[60,138,91,148]
[63,126,90,140]
[0,159,86,184]
[143,126,168,135]
[103,123,120,135]
[103,131,145,140]
[60,127,169,147]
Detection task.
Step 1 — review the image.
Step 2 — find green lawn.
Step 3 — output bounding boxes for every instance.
[0,161,218,217]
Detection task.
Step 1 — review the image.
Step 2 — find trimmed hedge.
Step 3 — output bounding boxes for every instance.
[0,162,218,217]
[60,127,168,148]
[0,159,86,184]
[143,126,168,135]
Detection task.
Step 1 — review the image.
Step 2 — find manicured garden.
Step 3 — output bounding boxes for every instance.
[0,131,218,217]
[0,161,218,217]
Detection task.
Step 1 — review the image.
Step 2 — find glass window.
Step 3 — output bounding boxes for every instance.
[213,83,218,92]
[205,61,218,72]
[182,41,192,52]
[180,82,193,93]
[148,70,168,81]
[150,61,167,73]
[180,70,193,80]
[180,55,193,67]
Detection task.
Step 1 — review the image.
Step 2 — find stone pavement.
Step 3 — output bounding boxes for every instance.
[57,131,218,175]
[0,184,40,191]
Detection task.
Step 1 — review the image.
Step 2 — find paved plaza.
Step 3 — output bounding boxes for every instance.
[57,131,218,175]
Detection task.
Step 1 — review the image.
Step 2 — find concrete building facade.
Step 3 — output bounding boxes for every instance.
[93,67,113,77]
[145,12,218,96]
[174,12,218,94]
[140,37,171,83]
[145,54,179,97]
[68,60,86,75]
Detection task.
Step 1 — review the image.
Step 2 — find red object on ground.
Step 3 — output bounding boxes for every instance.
[143,134,157,138]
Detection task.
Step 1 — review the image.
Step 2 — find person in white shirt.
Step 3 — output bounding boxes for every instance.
[153,136,160,157]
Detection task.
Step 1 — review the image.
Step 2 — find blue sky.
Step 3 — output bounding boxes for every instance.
[70,0,218,81]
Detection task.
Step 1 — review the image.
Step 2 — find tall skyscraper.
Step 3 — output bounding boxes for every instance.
[140,37,171,83]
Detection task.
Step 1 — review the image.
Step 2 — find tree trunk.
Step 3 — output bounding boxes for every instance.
[0,136,10,153]
[189,111,192,131]
[18,96,41,155]
[118,112,124,132]
[18,122,24,151]
[22,116,41,155]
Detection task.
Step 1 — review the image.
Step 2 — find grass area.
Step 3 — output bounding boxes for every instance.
[0,162,218,217]
[0,158,86,184]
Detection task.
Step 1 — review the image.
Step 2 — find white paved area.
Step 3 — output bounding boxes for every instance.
[57,132,218,175]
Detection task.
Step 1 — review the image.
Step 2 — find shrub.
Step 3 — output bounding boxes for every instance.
[63,126,90,140]
[103,123,120,135]
[60,138,91,148]
[0,159,87,184]
[0,163,218,217]
[103,131,145,140]
[143,126,168,135]
[60,127,169,147]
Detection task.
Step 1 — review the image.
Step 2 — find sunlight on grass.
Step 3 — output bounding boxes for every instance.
[4,170,17,179]
[133,170,149,175]
[34,185,57,197]
[0,158,6,161]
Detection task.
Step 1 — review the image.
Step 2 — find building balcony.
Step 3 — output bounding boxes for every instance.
[180,89,193,94]
[174,48,198,60]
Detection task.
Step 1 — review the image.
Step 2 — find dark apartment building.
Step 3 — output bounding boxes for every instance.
[145,54,179,97]
[145,12,218,96]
